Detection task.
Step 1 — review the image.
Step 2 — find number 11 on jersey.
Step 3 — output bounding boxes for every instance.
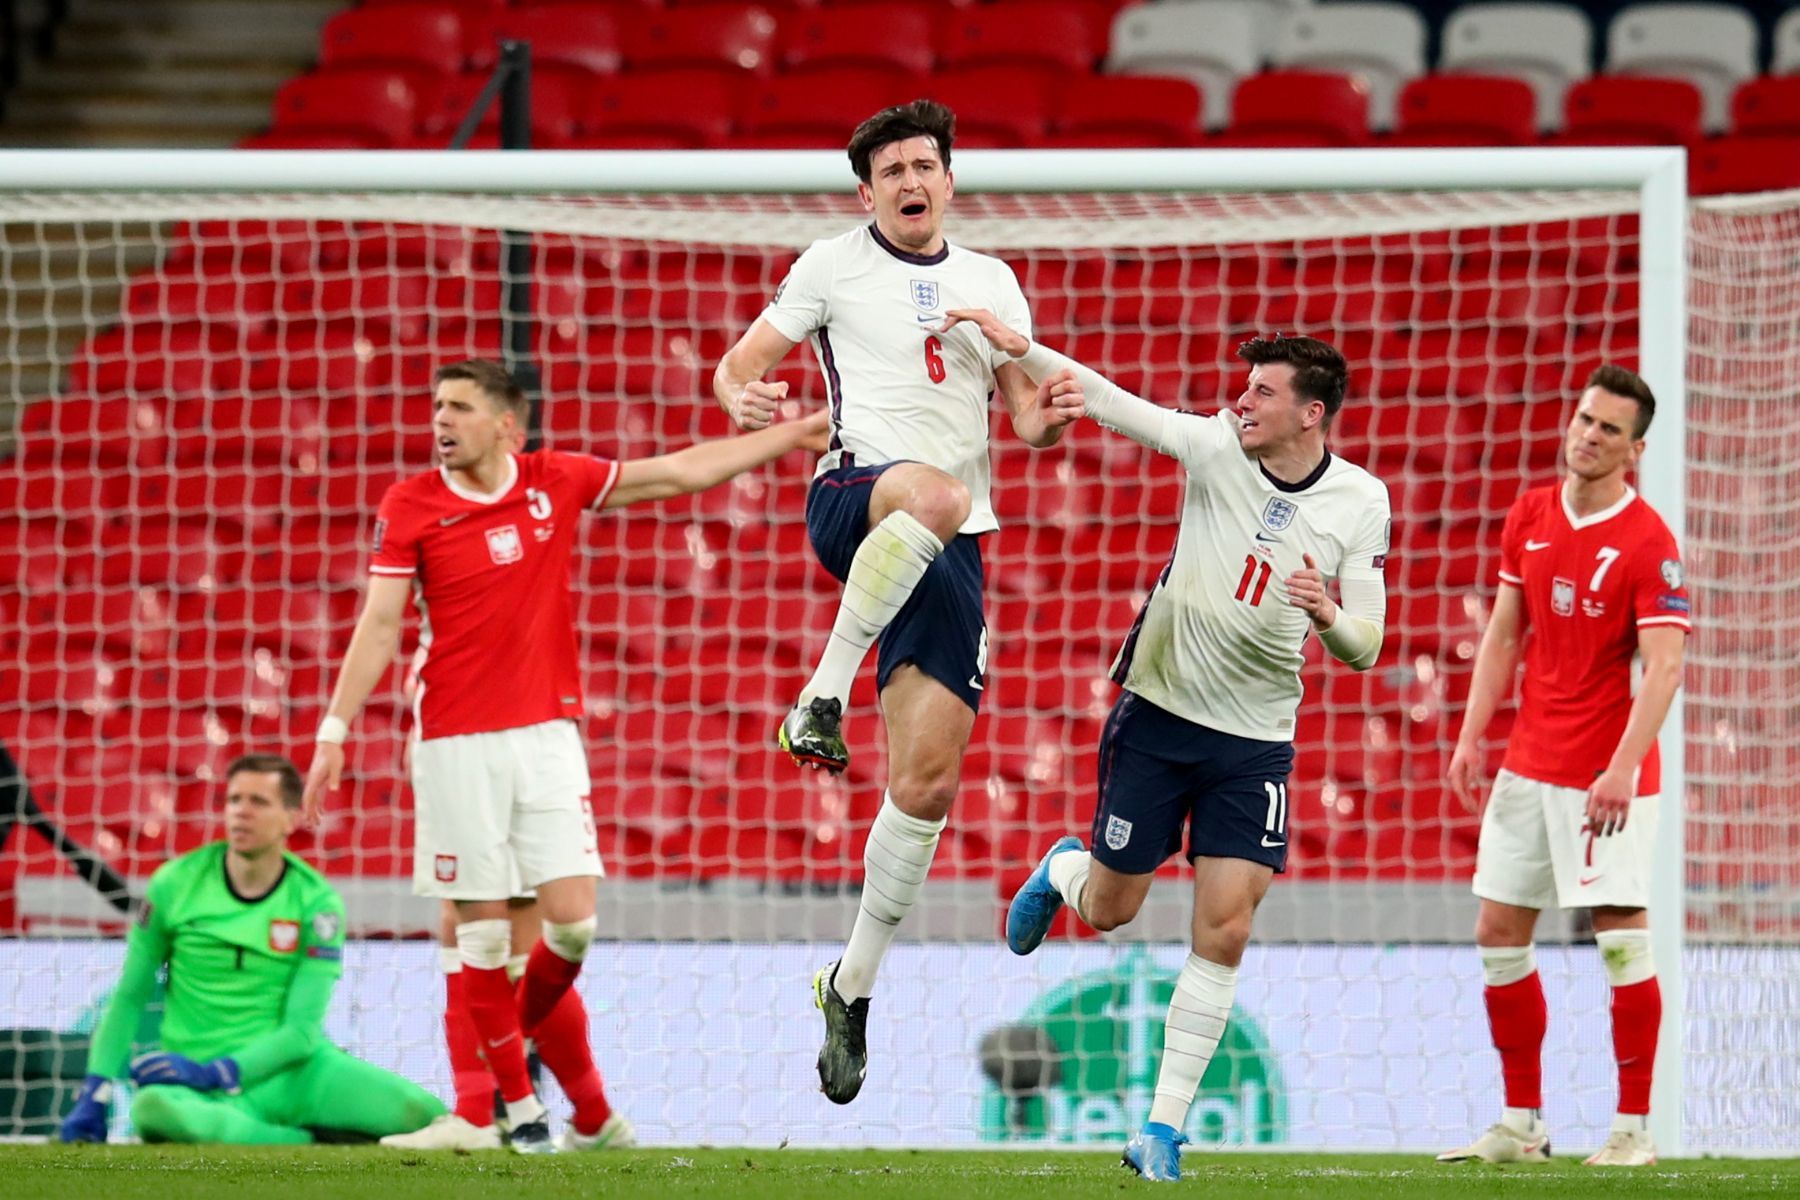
[1236,554,1273,606]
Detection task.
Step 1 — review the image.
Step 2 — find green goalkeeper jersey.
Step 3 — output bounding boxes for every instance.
[88,842,348,1086]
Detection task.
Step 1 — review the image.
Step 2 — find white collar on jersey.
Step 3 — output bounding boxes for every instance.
[439,453,519,505]
[1560,480,1636,530]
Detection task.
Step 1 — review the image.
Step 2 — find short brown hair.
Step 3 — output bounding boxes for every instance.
[847,99,955,184]
[1587,363,1655,438]
[226,753,304,810]
[1235,334,1350,422]
[435,359,529,423]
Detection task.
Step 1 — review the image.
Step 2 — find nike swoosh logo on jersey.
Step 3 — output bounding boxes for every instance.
[440,513,471,527]
[1255,531,1282,543]
[1525,540,1551,551]
[968,675,985,690]
[1579,874,1604,886]
[487,1033,519,1049]
[1261,836,1285,848]
[915,312,940,324]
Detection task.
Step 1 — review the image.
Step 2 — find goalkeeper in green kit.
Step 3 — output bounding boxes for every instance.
[58,753,444,1145]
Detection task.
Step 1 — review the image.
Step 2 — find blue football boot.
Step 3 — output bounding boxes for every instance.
[1005,836,1084,955]
[1122,1122,1188,1182]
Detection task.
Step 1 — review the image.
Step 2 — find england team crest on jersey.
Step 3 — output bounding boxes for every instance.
[1552,576,1576,617]
[910,279,939,312]
[268,919,300,953]
[486,524,524,565]
[1261,496,1298,532]
[1104,814,1133,851]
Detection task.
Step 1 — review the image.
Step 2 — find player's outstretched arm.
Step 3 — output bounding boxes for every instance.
[713,317,800,432]
[604,408,831,510]
[941,308,1208,464]
[1586,624,1686,835]
[302,574,412,827]
[1448,583,1527,811]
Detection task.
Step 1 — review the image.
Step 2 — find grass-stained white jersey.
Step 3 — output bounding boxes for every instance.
[761,224,1032,535]
[1018,342,1391,743]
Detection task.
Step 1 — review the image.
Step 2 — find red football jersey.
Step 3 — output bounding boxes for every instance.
[370,451,619,740]
[1496,483,1692,793]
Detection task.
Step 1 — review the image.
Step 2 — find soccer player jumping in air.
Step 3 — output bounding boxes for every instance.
[59,755,444,1145]
[305,360,826,1150]
[713,100,1083,1105]
[1438,366,1688,1168]
[945,309,1391,1182]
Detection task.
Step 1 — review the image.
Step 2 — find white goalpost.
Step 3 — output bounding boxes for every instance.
[3,146,1782,1155]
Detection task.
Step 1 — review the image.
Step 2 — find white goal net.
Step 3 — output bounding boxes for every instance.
[0,150,1790,1153]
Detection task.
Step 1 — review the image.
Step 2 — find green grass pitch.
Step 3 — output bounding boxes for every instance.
[5,1146,1798,1199]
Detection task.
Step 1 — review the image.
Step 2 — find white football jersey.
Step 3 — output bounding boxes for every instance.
[761,223,1033,535]
[1107,407,1391,741]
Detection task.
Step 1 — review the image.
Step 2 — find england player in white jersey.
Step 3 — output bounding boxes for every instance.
[944,309,1390,1183]
[712,100,1082,1106]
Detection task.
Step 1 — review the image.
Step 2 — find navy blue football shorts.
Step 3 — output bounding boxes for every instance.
[805,460,987,713]
[1091,691,1296,874]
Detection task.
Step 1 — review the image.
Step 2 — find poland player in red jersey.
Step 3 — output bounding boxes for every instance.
[1439,365,1690,1168]
[302,359,826,1152]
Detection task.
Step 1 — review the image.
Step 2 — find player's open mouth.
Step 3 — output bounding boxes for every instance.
[900,201,927,217]
[1240,419,1259,430]
[437,436,457,453]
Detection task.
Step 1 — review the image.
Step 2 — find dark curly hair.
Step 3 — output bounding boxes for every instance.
[1236,334,1349,422]
[847,99,955,184]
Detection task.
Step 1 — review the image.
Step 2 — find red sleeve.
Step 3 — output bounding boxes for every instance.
[370,484,420,578]
[1631,521,1692,633]
[1497,494,1528,586]
[569,454,620,510]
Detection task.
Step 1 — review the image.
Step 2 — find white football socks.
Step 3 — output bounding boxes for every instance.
[1048,848,1095,927]
[834,794,946,1002]
[1147,954,1238,1130]
[800,511,944,707]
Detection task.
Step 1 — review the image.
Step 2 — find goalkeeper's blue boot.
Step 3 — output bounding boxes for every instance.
[779,696,849,775]
[1006,836,1084,955]
[1122,1122,1188,1182]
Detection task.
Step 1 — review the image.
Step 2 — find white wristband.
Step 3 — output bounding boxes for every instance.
[315,715,350,745]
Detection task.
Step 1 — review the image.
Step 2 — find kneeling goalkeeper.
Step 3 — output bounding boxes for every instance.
[59,753,444,1145]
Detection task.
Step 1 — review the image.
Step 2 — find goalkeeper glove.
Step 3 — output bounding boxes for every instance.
[58,1075,111,1143]
[130,1052,242,1093]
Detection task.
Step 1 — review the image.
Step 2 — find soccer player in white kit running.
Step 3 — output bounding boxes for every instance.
[944,309,1391,1183]
[302,359,828,1151]
[1437,366,1689,1169]
[712,100,1083,1105]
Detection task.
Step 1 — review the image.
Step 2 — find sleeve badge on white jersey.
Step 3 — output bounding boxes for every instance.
[1262,497,1298,531]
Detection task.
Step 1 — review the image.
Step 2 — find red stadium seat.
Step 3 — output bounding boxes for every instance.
[96,518,245,590]
[737,65,921,144]
[1689,135,1800,196]
[1556,76,1703,146]
[937,0,1106,72]
[270,68,433,148]
[779,2,936,74]
[319,4,469,73]
[575,68,747,147]
[1731,75,1800,138]
[1218,71,1371,148]
[485,5,621,73]
[621,3,779,74]
[1390,75,1537,146]
[425,64,594,146]
[927,65,1058,146]
[17,393,169,468]
[0,459,125,521]
[1049,75,1204,147]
